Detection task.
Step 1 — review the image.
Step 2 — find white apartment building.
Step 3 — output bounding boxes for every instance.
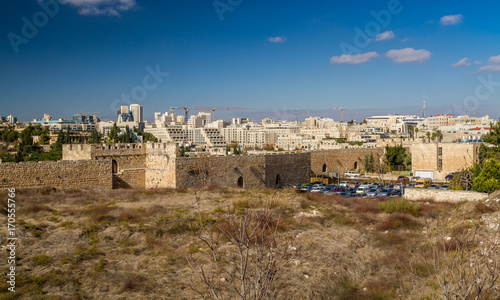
[188,112,212,128]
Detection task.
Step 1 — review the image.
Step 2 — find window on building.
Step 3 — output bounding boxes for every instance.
[438,147,443,156]
[438,158,443,170]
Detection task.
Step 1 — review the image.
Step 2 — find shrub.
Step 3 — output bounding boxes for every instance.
[473,158,500,193]
[379,198,420,216]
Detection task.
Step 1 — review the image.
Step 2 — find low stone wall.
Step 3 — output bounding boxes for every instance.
[404,188,488,202]
[0,160,112,189]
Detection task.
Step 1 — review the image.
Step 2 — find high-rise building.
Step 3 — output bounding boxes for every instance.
[130,104,143,123]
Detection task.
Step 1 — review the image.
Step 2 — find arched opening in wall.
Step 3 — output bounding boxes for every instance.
[112,159,118,174]
[322,164,327,172]
[354,161,358,170]
[237,176,244,188]
[276,174,281,188]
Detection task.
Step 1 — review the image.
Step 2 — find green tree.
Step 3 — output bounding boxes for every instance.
[435,130,443,142]
[39,128,51,145]
[385,145,407,166]
[108,123,119,143]
[88,129,103,144]
[364,152,375,173]
[472,158,500,193]
[408,125,415,140]
[483,118,500,145]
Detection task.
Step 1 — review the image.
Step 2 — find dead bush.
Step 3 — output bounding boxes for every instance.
[475,201,497,214]
[121,274,144,291]
[375,213,421,231]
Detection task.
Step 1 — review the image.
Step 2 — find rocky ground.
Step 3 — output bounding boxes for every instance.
[0,186,499,299]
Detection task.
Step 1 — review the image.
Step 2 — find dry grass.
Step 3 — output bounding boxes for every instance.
[0,187,496,299]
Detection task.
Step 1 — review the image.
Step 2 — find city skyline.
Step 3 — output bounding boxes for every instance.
[2,0,500,121]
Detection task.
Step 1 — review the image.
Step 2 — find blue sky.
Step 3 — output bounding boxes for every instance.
[2,0,500,122]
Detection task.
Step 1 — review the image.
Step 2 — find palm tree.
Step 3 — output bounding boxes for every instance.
[415,128,419,140]
[408,125,415,140]
[436,130,443,142]
[426,131,431,143]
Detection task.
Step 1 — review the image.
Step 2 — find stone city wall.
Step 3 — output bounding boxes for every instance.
[0,160,111,189]
[311,148,384,176]
[113,169,146,189]
[145,143,178,189]
[175,154,267,188]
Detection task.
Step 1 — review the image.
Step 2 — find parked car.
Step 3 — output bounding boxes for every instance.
[397,176,409,181]
[407,183,416,188]
[378,188,393,197]
[344,171,361,178]
[391,189,402,197]
[411,176,421,182]
[299,184,312,191]
[356,186,371,196]
[324,186,346,195]
[349,181,361,189]
[311,181,326,186]
[369,182,381,189]
[341,188,358,197]
[325,184,336,191]
[339,181,350,187]
[310,185,325,193]
[384,183,394,188]
[393,183,404,190]
[428,184,441,189]
[366,188,379,198]
[445,172,458,181]
[440,185,449,190]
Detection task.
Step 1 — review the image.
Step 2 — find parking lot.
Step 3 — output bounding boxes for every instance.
[292,176,452,198]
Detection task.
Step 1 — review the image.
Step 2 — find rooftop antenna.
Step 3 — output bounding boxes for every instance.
[295,108,298,123]
[422,92,426,118]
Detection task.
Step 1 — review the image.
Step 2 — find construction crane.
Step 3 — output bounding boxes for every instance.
[77,111,100,116]
[193,107,251,122]
[170,107,190,120]
[329,107,347,123]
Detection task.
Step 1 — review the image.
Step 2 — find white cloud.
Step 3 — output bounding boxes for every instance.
[477,55,500,72]
[401,37,411,42]
[488,55,500,64]
[478,64,500,72]
[385,48,431,63]
[330,52,379,64]
[451,57,470,67]
[375,31,395,41]
[439,14,463,25]
[474,61,482,65]
[267,36,286,43]
[58,0,136,16]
